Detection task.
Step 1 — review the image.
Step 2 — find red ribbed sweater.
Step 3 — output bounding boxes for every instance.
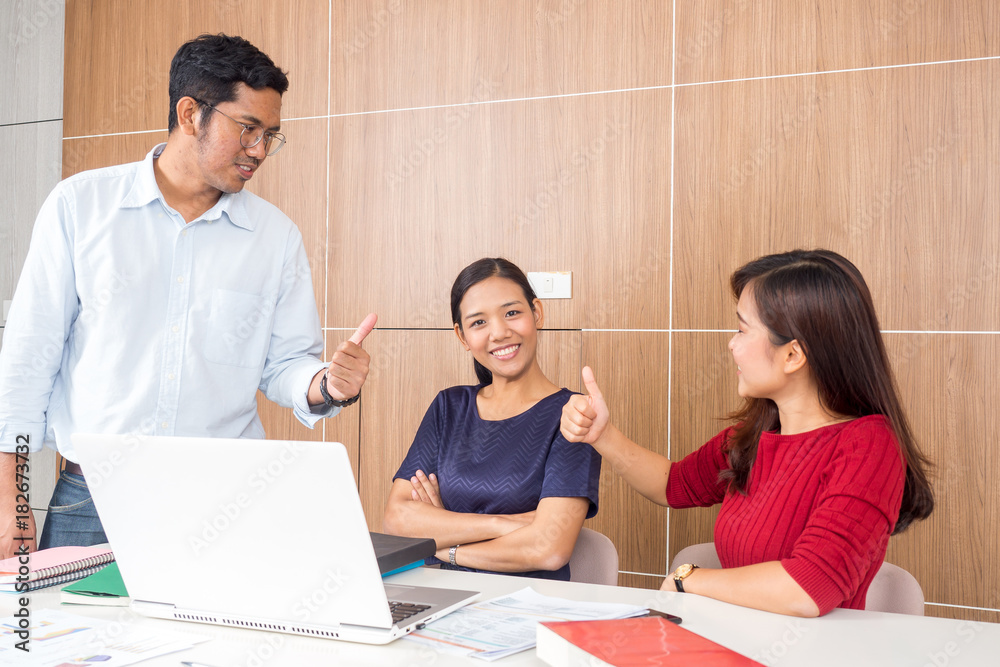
[665,415,906,615]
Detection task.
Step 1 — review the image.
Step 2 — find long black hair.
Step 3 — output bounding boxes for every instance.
[722,249,933,534]
[451,258,539,385]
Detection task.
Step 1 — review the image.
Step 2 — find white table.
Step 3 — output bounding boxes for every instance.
[7,567,999,666]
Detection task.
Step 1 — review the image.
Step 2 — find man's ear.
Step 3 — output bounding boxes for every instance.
[532,298,544,329]
[453,323,470,351]
[175,96,201,137]
[783,339,808,375]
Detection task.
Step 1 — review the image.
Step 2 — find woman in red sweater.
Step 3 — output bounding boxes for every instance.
[561,249,934,617]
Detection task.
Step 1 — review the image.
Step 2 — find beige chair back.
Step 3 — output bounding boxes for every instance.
[669,541,924,615]
[568,527,619,586]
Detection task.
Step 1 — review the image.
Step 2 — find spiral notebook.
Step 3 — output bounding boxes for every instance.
[0,545,114,592]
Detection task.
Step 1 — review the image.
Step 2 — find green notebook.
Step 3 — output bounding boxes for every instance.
[60,562,130,606]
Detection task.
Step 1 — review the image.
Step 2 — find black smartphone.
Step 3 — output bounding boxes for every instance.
[645,608,682,624]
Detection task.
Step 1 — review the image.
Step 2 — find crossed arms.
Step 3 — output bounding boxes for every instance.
[382,470,588,573]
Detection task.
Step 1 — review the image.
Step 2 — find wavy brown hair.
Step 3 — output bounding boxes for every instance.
[719,249,933,534]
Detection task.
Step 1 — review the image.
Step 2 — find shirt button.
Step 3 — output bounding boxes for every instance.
[172,325,179,333]
[177,276,184,283]
[168,373,176,380]
[181,230,188,237]
[161,422,169,429]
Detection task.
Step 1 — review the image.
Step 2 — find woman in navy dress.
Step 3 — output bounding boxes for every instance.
[382,258,601,580]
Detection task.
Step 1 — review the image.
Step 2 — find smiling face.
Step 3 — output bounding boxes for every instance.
[728,287,794,400]
[454,276,543,383]
[193,83,282,194]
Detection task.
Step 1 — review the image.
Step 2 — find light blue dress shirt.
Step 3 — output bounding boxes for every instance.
[0,144,336,460]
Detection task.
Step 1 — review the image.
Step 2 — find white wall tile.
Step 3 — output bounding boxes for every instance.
[0,120,62,315]
[0,0,65,125]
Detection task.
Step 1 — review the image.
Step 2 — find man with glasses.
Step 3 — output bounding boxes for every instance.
[0,34,374,556]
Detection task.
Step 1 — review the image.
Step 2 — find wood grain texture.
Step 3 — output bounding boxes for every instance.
[0,0,64,124]
[668,331,742,567]
[327,88,671,330]
[925,605,1000,625]
[1,122,64,312]
[356,327,581,533]
[330,0,670,114]
[675,0,1000,84]
[579,332,671,577]
[357,329,472,533]
[619,572,663,591]
[62,132,169,177]
[63,0,329,137]
[674,59,1000,332]
[884,333,999,612]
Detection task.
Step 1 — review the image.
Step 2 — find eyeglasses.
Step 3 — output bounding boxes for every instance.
[194,98,286,156]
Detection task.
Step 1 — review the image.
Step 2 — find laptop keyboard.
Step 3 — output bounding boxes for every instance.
[389,600,431,624]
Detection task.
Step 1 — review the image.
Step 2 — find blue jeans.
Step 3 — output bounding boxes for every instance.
[38,471,108,549]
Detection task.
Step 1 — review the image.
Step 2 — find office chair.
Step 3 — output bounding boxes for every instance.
[568,527,620,586]
[669,541,924,615]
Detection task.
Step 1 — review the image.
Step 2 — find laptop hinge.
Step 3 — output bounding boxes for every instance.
[131,600,176,611]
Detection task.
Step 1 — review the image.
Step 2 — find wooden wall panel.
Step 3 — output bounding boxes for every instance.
[358,329,472,533]
[926,606,1000,625]
[668,331,742,567]
[330,0,671,114]
[63,0,329,136]
[675,0,1000,84]
[885,333,999,615]
[357,327,581,533]
[619,572,663,591]
[62,133,169,177]
[674,60,1000,332]
[327,89,671,330]
[579,332,671,579]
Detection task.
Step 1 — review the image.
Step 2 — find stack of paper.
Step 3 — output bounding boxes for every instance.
[404,587,648,661]
[0,546,114,593]
[0,608,209,666]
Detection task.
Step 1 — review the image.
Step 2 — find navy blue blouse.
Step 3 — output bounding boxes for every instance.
[393,385,602,580]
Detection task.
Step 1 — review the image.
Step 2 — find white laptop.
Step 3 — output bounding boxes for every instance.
[72,433,478,644]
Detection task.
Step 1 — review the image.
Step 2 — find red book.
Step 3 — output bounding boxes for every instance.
[537,616,764,666]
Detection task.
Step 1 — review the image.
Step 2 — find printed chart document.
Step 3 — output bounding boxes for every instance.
[404,587,647,661]
[0,608,209,666]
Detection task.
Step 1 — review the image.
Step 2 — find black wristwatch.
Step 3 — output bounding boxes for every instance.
[672,563,699,593]
[319,370,361,407]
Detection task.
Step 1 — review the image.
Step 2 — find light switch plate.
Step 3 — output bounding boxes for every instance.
[527,272,572,299]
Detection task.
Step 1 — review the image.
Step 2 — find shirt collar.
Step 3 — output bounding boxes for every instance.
[120,143,255,232]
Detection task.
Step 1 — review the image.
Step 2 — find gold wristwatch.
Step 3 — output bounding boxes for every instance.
[671,563,699,593]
